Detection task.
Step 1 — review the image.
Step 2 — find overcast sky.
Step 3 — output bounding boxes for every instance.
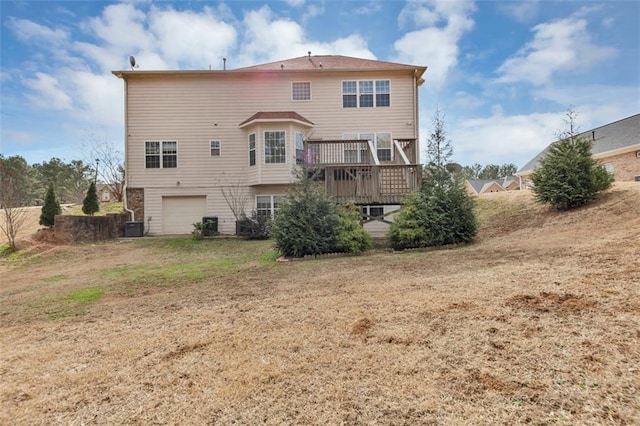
[1,0,638,169]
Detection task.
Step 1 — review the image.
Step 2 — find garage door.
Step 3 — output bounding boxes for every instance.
[162,196,206,234]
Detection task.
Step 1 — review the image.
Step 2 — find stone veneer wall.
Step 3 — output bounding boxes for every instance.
[54,212,130,243]
[126,188,144,222]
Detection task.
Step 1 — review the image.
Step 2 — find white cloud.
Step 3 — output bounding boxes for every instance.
[285,0,305,6]
[236,6,374,66]
[496,17,617,85]
[5,17,69,45]
[149,6,237,69]
[496,1,539,24]
[394,0,475,88]
[22,72,73,110]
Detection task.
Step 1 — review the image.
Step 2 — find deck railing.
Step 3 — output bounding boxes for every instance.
[324,164,422,205]
[303,140,378,166]
[393,139,417,164]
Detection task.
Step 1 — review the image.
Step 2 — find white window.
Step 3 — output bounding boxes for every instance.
[295,132,304,165]
[249,133,256,166]
[292,82,311,101]
[342,133,392,162]
[210,140,221,156]
[361,206,384,221]
[145,141,177,168]
[375,80,390,107]
[264,131,286,164]
[376,133,392,161]
[256,195,283,219]
[101,191,110,201]
[342,80,390,108]
[342,81,357,108]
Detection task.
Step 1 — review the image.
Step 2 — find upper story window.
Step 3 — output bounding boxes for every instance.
[342,80,390,108]
[292,82,311,101]
[210,140,221,156]
[295,132,304,165]
[145,141,177,168]
[264,131,286,164]
[249,133,256,166]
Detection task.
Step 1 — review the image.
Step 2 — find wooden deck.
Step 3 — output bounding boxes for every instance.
[304,139,421,205]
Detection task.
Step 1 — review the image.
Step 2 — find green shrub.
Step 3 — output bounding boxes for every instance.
[335,203,372,253]
[272,178,339,258]
[531,136,613,210]
[387,176,477,250]
[39,182,61,227]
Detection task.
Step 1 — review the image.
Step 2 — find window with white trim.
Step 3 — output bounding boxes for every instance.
[210,140,221,156]
[342,80,390,108]
[264,131,286,164]
[295,132,304,165]
[292,82,311,101]
[342,133,392,162]
[256,195,283,219]
[145,141,177,168]
[361,205,384,221]
[249,133,256,166]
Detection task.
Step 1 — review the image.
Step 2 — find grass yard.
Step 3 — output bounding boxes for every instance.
[1,184,639,424]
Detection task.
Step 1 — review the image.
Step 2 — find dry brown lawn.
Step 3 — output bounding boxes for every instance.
[1,184,639,424]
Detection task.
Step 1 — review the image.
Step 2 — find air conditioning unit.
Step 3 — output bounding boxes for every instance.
[124,221,144,237]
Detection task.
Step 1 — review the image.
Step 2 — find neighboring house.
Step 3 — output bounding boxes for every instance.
[96,184,119,202]
[112,54,427,235]
[517,114,640,188]
[465,175,520,195]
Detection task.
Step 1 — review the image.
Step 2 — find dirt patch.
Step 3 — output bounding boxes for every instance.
[506,292,596,314]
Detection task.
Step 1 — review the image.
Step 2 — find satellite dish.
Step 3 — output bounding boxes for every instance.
[129,55,138,70]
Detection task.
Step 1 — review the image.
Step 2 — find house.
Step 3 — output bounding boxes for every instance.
[517,114,640,188]
[465,179,505,194]
[96,184,119,203]
[464,175,520,195]
[112,54,427,235]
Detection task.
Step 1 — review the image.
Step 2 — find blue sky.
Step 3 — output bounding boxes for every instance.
[1,0,639,169]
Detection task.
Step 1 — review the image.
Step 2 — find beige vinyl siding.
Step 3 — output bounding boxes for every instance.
[125,70,417,188]
[123,68,419,235]
[145,187,252,235]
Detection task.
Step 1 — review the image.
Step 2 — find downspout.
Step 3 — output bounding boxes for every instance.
[413,70,420,164]
[121,76,135,221]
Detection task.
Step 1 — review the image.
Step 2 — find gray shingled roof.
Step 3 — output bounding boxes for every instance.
[466,179,505,193]
[518,113,640,173]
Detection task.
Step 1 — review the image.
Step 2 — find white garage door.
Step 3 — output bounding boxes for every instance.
[162,196,206,234]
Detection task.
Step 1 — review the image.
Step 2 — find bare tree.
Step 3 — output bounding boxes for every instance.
[221,180,250,220]
[0,156,31,251]
[81,134,125,202]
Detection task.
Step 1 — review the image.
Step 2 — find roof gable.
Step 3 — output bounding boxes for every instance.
[239,111,314,128]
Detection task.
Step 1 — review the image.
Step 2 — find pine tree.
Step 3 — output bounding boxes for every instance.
[82,181,100,216]
[531,109,613,210]
[39,182,61,227]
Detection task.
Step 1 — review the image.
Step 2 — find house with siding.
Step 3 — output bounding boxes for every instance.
[112,54,427,235]
[517,114,640,189]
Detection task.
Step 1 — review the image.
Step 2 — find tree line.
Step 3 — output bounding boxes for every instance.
[0,154,123,207]
[460,163,518,180]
